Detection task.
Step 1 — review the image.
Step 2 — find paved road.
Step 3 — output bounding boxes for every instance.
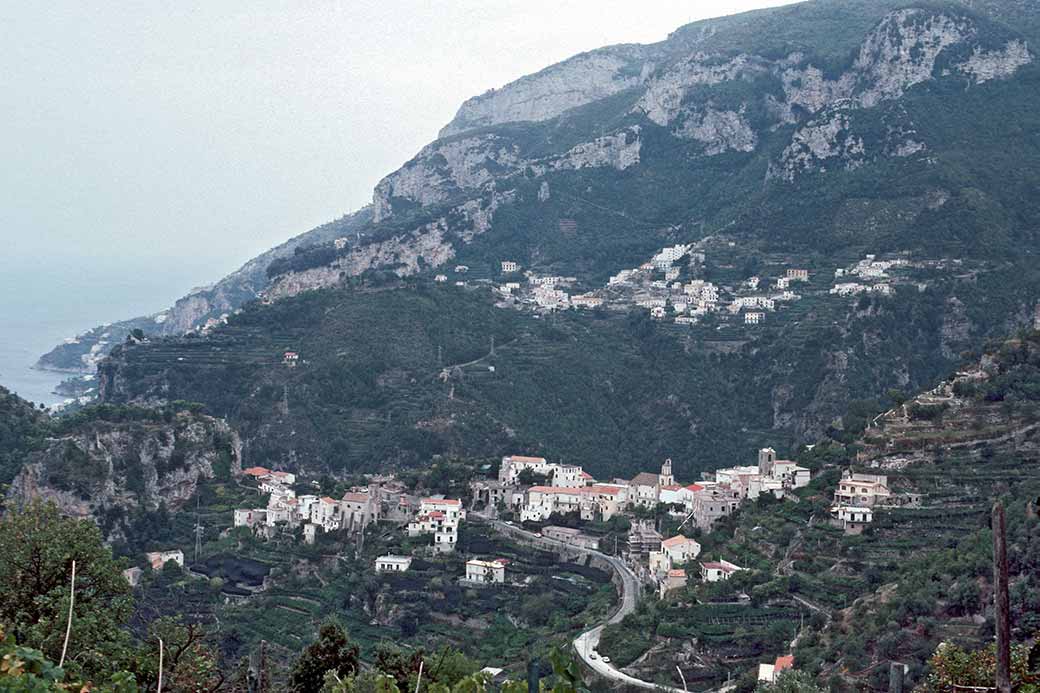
[482,518,686,692]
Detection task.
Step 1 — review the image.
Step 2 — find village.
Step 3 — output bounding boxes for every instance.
[431,240,951,330]
[123,429,941,690]
[212,449,929,606]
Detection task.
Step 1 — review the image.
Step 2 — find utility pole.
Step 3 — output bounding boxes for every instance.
[490,335,495,357]
[888,662,904,693]
[993,502,1011,693]
[527,659,539,693]
[194,496,203,565]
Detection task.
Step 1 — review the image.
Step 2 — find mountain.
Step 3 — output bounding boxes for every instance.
[41,0,1040,372]
[86,0,1040,482]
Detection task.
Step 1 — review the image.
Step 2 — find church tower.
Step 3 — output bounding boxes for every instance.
[659,458,674,487]
[758,447,776,477]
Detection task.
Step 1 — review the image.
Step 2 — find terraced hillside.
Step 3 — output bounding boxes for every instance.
[599,332,1040,691]
[94,257,1040,482]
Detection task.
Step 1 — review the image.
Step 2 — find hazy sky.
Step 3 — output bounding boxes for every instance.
[1,0,798,326]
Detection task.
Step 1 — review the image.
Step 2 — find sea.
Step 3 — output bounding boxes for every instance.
[0,258,206,408]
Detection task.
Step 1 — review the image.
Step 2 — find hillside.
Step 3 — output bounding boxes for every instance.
[93,245,1040,483]
[597,330,1040,691]
[0,385,48,486]
[1,392,241,555]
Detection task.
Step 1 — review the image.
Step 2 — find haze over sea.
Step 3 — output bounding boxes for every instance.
[0,255,214,406]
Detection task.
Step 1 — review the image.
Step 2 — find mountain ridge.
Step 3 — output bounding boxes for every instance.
[37,0,1038,374]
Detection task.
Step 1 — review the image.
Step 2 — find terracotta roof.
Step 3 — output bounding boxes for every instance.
[422,498,461,506]
[667,569,687,578]
[529,486,581,494]
[630,472,660,486]
[700,561,738,572]
[580,471,594,479]
[584,485,622,495]
[685,483,705,492]
[661,484,682,491]
[506,455,547,463]
[342,492,369,503]
[243,466,270,477]
[320,496,337,504]
[662,535,696,548]
[774,656,794,672]
[271,471,292,478]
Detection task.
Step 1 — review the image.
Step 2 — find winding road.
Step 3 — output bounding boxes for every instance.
[482,517,687,691]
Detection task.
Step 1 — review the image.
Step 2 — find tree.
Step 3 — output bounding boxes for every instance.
[0,624,138,692]
[0,500,133,680]
[918,641,1040,693]
[288,622,359,693]
[756,670,824,693]
[130,618,226,692]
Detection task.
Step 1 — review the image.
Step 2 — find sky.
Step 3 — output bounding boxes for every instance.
[0,0,799,329]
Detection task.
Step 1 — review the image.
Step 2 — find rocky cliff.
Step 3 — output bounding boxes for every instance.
[9,408,242,542]
[42,1,1039,358]
[266,1,1035,299]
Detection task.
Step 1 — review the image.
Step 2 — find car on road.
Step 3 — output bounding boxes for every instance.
[589,652,598,660]
[601,656,611,664]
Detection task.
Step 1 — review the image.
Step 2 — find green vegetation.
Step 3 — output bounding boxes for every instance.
[0,385,47,486]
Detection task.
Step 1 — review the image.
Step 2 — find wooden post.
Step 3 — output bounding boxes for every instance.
[888,661,904,693]
[993,502,1011,693]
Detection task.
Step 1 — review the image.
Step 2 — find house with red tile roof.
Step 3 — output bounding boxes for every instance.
[700,559,744,583]
[758,655,795,683]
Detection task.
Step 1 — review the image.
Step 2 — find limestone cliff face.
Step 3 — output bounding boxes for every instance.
[10,411,241,540]
[439,45,656,137]
[372,135,521,222]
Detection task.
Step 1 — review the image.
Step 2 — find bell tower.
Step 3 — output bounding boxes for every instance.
[659,458,674,487]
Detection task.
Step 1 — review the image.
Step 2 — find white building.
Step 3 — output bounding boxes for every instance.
[465,558,508,584]
[146,550,184,570]
[834,470,891,507]
[501,261,519,273]
[831,506,874,534]
[745,311,765,325]
[408,498,465,553]
[661,535,701,565]
[375,555,413,573]
[700,559,744,582]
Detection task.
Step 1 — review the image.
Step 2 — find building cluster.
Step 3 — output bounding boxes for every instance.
[468,449,807,599]
[830,254,909,297]
[485,450,809,536]
[485,241,808,327]
[234,467,380,543]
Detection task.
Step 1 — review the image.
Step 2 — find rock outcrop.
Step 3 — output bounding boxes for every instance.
[439,45,656,137]
[10,410,241,540]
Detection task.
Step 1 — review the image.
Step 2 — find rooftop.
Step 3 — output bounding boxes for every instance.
[662,535,697,548]
[505,455,547,463]
[630,472,660,486]
[243,466,271,477]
